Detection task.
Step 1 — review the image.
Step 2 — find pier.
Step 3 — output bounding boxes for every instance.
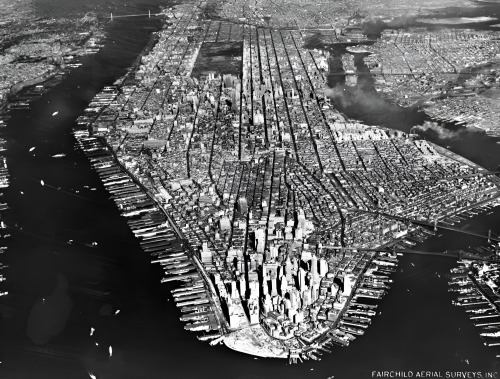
[74,131,221,334]
[72,1,500,362]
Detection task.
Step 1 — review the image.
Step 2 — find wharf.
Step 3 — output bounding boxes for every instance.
[74,132,219,333]
[73,1,500,361]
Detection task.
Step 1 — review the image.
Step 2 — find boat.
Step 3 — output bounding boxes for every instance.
[209,336,225,346]
[480,330,500,338]
[197,333,221,341]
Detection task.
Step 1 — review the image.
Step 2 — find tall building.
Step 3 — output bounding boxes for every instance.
[200,244,212,265]
[311,254,319,283]
[319,258,329,277]
[231,280,239,299]
[343,273,356,296]
[262,280,269,296]
[298,267,306,292]
[263,294,272,315]
[255,228,265,253]
[219,216,231,231]
[249,279,259,300]
[292,256,299,274]
[280,275,288,295]
[303,288,311,308]
[285,255,293,281]
[237,197,248,214]
[238,276,246,298]
[270,277,278,296]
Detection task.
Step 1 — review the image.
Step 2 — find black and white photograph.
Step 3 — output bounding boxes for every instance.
[1,0,500,378]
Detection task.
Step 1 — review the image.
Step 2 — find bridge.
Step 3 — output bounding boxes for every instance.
[108,11,164,21]
[321,245,499,262]
[345,199,500,245]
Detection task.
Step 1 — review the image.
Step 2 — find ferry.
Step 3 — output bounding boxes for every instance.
[209,336,225,346]
[402,239,416,247]
[339,325,364,336]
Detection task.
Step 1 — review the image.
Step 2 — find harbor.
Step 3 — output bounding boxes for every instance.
[450,259,500,352]
[68,0,500,364]
[75,130,221,334]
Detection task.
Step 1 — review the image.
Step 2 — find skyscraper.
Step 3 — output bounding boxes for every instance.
[311,254,319,283]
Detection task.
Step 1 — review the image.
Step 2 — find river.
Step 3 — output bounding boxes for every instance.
[0,1,499,378]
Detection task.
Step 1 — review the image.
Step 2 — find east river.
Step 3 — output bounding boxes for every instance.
[0,1,500,378]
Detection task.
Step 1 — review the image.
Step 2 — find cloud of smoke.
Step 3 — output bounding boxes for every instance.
[324,82,422,129]
[324,83,385,112]
[412,121,473,140]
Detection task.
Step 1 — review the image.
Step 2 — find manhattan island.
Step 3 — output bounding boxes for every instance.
[74,1,500,362]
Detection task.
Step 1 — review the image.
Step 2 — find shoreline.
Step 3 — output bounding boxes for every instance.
[0,67,61,117]
[72,4,500,362]
[0,20,107,117]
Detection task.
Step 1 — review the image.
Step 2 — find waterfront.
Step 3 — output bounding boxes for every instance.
[325,38,500,171]
[0,2,172,377]
[0,1,500,379]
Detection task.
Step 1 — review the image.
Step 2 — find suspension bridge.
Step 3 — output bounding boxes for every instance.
[322,245,499,262]
[107,10,164,21]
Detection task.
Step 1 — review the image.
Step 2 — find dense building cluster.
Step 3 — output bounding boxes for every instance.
[75,1,500,361]
[217,0,474,30]
[359,29,500,133]
[0,7,103,110]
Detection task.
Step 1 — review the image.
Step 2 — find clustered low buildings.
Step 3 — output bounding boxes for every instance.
[0,12,104,111]
[360,28,500,132]
[218,0,353,31]
[425,89,500,136]
[362,29,500,101]
[76,1,500,361]
[218,0,475,32]
[0,62,55,106]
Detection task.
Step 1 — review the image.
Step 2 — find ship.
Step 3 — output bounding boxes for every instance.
[346,46,373,54]
[481,331,500,338]
[197,333,221,342]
